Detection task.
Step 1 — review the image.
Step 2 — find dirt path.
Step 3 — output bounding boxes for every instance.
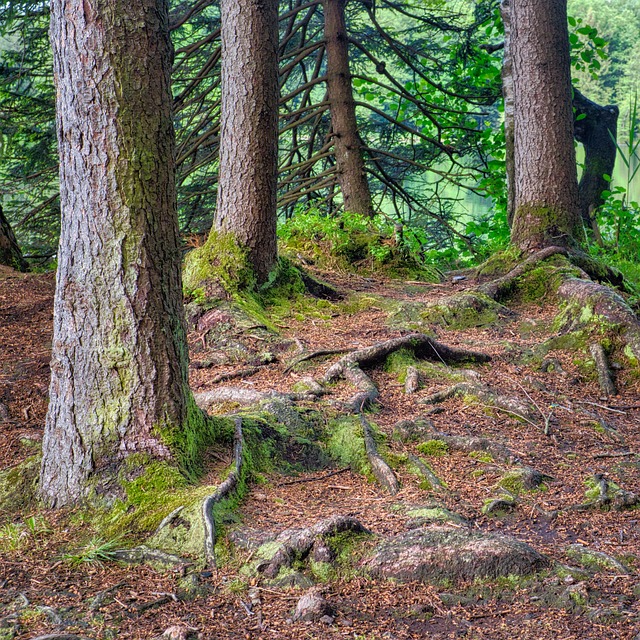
[1,267,639,639]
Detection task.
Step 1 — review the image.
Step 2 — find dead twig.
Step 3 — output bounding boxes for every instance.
[277,467,351,486]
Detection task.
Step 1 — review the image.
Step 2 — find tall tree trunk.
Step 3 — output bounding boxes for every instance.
[214,0,279,284]
[0,206,28,271]
[510,0,581,251]
[41,0,198,507]
[324,0,373,217]
[500,0,515,227]
[573,89,619,237]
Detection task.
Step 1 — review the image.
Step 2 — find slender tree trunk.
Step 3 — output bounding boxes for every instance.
[41,0,197,507]
[0,205,28,271]
[324,0,373,217]
[500,0,515,227]
[573,89,619,236]
[510,0,580,251]
[215,0,279,283]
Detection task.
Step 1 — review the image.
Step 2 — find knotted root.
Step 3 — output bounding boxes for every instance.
[419,382,536,425]
[360,414,399,494]
[203,417,244,567]
[257,515,370,579]
[323,333,489,413]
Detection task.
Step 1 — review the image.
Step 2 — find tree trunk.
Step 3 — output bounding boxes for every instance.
[324,0,373,217]
[573,89,619,236]
[510,0,580,251]
[41,0,198,507]
[0,205,28,271]
[500,0,515,227]
[214,0,279,283]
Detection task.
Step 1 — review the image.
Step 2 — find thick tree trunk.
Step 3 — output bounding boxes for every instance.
[214,0,279,283]
[573,89,619,235]
[324,0,373,217]
[500,0,515,227]
[0,205,28,271]
[41,0,196,507]
[510,0,580,251]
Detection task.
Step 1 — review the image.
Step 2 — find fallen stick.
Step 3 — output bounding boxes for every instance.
[277,467,351,486]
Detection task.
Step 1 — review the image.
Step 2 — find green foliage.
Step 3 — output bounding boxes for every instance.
[596,93,640,261]
[416,440,449,456]
[62,536,121,566]
[279,208,440,279]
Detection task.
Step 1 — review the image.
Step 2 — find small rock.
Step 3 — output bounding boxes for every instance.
[292,589,334,622]
[160,626,189,640]
[270,571,314,590]
[0,402,9,421]
[319,615,335,625]
[393,418,434,443]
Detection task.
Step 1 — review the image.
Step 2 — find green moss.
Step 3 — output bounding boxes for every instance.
[384,348,418,381]
[183,230,256,299]
[405,506,464,525]
[469,451,493,463]
[583,476,621,503]
[496,469,545,496]
[0,455,40,517]
[416,440,449,456]
[475,246,522,277]
[326,417,370,475]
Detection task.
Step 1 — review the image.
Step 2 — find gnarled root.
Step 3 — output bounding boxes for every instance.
[194,386,323,410]
[203,417,244,567]
[589,343,616,396]
[324,333,489,412]
[420,382,536,425]
[360,414,399,494]
[258,515,370,579]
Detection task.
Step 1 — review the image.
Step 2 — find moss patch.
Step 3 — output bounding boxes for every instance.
[325,417,369,475]
[421,292,510,329]
[416,440,449,457]
[0,455,40,517]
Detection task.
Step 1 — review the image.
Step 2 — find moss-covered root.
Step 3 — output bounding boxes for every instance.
[557,277,640,366]
[419,382,536,425]
[575,473,639,511]
[202,418,244,567]
[360,414,399,494]
[476,245,570,299]
[258,515,371,579]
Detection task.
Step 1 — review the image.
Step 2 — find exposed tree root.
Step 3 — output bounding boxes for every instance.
[111,546,187,568]
[404,366,421,394]
[419,382,535,425]
[257,515,370,579]
[323,333,489,413]
[360,414,399,494]
[407,454,447,492]
[573,473,639,512]
[284,347,353,373]
[477,246,571,300]
[203,417,244,567]
[557,277,640,363]
[194,386,322,409]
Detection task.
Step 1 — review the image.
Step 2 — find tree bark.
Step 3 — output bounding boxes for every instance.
[573,89,619,235]
[500,0,516,227]
[510,0,581,251]
[41,0,196,506]
[323,0,373,217]
[214,0,279,283]
[0,205,28,271]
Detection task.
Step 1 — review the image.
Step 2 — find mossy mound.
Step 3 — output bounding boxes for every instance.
[421,292,512,329]
[279,209,441,281]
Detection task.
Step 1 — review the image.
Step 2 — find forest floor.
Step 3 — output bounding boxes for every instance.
[1,264,640,639]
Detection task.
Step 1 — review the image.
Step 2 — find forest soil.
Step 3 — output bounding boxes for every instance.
[1,267,640,639]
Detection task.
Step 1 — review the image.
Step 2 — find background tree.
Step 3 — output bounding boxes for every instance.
[40,0,205,506]
[0,205,28,270]
[212,0,279,283]
[509,0,581,251]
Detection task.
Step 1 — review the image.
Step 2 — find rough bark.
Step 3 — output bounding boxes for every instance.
[510,0,581,251]
[0,205,28,271]
[214,0,279,283]
[323,0,373,217]
[41,0,197,506]
[573,89,619,233]
[500,0,515,226]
